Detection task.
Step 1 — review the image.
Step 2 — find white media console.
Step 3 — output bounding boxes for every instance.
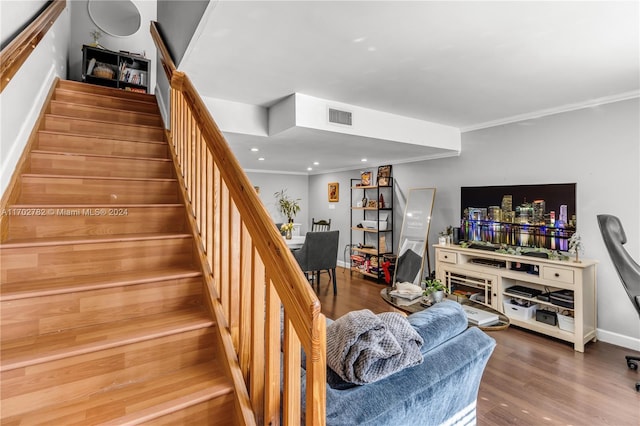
[435,245,598,352]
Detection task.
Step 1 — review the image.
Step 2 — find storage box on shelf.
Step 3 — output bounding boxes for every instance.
[350,178,394,281]
[82,45,150,93]
[502,299,538,320]
[435,244,597,352]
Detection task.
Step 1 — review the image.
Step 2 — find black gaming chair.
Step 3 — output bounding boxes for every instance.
[597,214,640,392]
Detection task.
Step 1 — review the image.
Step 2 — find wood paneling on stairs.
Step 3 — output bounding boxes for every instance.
[0,80,236,424]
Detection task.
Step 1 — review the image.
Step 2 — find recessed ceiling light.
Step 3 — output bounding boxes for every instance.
[258,157,265,161]
[307,167,313,171]
[367,46,377,52]
[251,148,259,152]
[313,161,319,165]
[353,37,366,43]
[361,158,368,162]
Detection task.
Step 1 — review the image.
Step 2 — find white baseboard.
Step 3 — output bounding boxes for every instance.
[155,84,169,129]
[597,329,640,352]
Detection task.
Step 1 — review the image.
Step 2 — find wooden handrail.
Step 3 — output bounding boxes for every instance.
[150,21,327,425]
[0,0,66,93]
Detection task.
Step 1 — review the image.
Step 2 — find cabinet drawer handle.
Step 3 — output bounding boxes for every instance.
[444,255,448,259]
[555,273,560,277]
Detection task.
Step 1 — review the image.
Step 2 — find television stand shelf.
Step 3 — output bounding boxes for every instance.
[435,245,598,352]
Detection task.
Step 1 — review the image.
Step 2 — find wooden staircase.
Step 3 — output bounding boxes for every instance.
[0,80,237,425]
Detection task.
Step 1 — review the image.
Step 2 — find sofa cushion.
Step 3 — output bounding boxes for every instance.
[406,300,469,354]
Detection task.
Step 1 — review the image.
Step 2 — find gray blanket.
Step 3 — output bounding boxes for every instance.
[326,309,424,385]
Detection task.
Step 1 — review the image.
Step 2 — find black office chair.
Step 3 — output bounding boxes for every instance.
[293,230,339,295]
[597,214,640,392]
[311,218,331,231]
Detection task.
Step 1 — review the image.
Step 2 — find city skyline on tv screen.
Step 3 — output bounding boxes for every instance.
[460,183,577,250]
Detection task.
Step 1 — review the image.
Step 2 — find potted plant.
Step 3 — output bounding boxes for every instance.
[422,278,449,303]
[274,189,301,223]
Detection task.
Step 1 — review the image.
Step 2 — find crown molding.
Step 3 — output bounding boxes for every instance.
[461,91,640,133]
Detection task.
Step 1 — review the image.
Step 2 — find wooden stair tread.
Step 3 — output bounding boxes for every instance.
[57,80,157,103]
[45,113,164,131]
[55,87,160,112]
[1,308,214,371]
[0,232,192,247]
[38,129,166,145]
[2,363,232,426]
[1,266,202,301]
[50,100,161,119]
[7,203,182,208]
[31,149,173,163]
[21,173,177,183]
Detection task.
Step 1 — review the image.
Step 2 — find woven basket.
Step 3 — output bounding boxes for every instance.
[93,66,114,79]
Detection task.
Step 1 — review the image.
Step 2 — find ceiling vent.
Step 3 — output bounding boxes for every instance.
[328,108,352,126]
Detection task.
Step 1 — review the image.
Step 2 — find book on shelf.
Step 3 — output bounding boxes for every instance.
[119,63,147,86]
[86,58,96,76]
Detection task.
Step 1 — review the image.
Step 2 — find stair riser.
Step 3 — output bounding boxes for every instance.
[57,80,156,104]
[29,152,174,179]
[146,394,235,426]
[44,115,165,141]
[1,328,216,419]
[1,237,195,284]
[1,277,204,340]
[54,89,160,114]
[19,176,179,204]
[38,131,168,158]
[50,101,163,127]
[6,206,186,239]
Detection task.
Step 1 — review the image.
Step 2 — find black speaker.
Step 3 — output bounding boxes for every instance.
[452,227,461,244]
[536,309,557,326]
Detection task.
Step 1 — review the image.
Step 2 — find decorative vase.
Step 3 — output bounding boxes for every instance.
[285,229,292,240]
[433,290,445,303]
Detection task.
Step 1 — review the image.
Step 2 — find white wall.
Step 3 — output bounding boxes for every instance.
[245,172,309,234]
[1,0,49,46]
[309,98,640,350]
[0,3,70,196]
[68,0,157,93]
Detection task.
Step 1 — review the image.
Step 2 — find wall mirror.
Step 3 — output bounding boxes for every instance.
[88,0,141,37]
[393,188,436,286]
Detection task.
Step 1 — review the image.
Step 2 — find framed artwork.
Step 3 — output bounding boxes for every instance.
[377,165,392,186]
[361,171,373,186]
[328,182,339,202]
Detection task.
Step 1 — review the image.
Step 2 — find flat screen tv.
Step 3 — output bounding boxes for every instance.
[460,183,576,251]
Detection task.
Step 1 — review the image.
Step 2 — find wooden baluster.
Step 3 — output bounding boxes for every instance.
[251,256,266,423]
[265,279,281,426]
[283,312,302,425]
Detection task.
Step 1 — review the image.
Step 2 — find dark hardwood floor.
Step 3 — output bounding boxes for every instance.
[316,267,640,426]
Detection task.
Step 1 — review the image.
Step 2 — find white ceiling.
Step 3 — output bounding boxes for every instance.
[180,0,640,175]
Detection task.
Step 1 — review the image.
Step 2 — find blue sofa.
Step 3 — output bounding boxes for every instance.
[302,301,496,425]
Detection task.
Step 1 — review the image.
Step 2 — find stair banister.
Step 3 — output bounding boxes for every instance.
[0,0,66,93]
[150,22,327,426]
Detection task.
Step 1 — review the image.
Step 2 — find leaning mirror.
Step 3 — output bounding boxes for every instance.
[393,188,436,286]
[88,0,141,37]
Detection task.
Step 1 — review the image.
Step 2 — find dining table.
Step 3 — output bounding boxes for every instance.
[284,235,305,250]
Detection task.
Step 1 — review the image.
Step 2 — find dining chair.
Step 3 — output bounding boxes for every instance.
[311,218,331,231]
[293,230,339,294]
